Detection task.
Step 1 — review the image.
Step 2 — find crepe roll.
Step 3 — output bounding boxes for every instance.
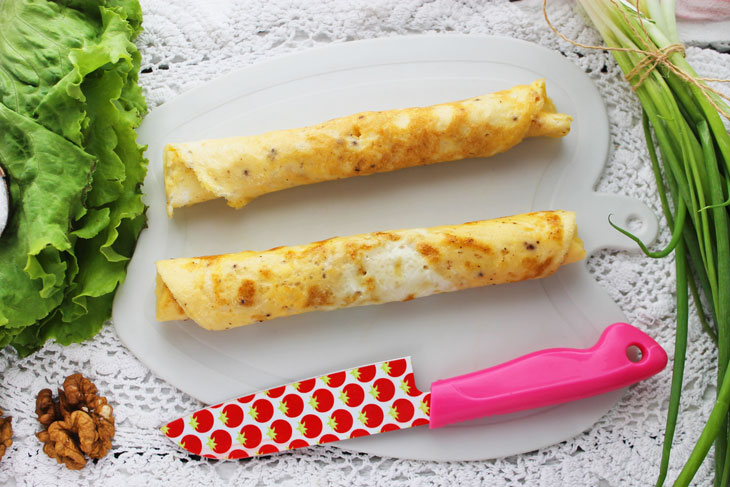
[155,210,585,331]
[164,80,572,216]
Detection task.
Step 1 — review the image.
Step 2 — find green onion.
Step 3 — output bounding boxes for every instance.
[550,0,730,484]
[640,110,689,487]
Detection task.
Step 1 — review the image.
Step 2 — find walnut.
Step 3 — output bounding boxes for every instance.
[40,417,87,470]
[0,409,12,461]
[58,389,73,420]
[76,411,114,459]
[36,389,61,426]
[35,374,115,469]
[63,374,98,409]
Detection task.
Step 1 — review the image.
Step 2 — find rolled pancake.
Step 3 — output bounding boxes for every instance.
[155,210,585,330]
[164,80,572,216]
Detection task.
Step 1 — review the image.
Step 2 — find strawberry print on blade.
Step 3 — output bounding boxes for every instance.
[162,357,429,459]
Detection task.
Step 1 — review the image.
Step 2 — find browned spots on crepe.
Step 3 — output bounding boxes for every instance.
[188,254,223,270]
[364,277,376,293]
[310,237,336,247]
[521,256,554,279]
[394,258,403,276]
[443,234,494,255]
[417,243,440,258]
[543,212,564,243]
[212,274,226,305]
[346,241,376,260]
[374,232,401,241]
[342,291,363,306]
[287,91,526,179]
[237,279,256,306]
[306,285,333,307]
[196,254,224,262]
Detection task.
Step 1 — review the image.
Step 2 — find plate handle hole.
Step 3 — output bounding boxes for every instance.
[626,214,644,233]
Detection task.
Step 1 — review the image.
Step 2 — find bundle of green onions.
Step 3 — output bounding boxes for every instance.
[558,0,730,485]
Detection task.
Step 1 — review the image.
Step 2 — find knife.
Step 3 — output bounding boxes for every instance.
[161,322,667,459]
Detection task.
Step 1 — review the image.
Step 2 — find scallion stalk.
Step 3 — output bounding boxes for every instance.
[562,1,730,485]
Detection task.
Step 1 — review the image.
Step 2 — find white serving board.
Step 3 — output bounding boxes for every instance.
[113,35,657,461]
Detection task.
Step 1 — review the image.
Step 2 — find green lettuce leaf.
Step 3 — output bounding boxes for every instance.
[0,0,93,136]
[0,0,147,355]
[0,102,96,328]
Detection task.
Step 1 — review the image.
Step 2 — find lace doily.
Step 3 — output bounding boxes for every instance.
[2,1,729,485]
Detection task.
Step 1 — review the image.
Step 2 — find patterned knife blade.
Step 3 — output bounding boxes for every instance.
[162,357,429,459]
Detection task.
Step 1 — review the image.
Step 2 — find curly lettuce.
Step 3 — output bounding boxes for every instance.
[0,0,147,355]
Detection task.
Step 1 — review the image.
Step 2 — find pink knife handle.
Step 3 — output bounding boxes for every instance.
[429,322,667,429]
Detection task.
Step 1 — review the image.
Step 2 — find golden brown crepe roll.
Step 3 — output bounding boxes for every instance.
[164,80,572,216]
[155,210,585,330]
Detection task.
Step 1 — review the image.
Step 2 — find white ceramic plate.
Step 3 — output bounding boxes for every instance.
[113,35,657,461]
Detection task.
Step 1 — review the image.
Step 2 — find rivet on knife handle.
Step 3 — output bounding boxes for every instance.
[428,322,668,429]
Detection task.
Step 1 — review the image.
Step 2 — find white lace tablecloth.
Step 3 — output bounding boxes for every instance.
[2,1,730,485]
